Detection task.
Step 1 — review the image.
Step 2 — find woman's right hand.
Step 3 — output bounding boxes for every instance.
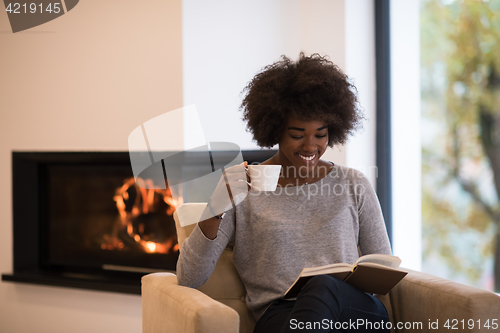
[207,161,250,217]
[198,162,249,239]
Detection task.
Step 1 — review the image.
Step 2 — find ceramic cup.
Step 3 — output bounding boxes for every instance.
[246,165,281,191]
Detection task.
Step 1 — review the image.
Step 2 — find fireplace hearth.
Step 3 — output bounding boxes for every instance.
[2,150,275,294]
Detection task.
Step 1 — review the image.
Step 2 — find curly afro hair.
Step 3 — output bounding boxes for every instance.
[240,53,364,148]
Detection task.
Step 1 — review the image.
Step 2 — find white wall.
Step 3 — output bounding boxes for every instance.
[183,0,347,166]
[345,0,378,187]
[299,0,346,165]
[0,1,182,332]
[390,0,422,270]
[183,0,300,150]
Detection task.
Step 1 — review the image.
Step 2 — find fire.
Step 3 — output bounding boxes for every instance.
[103,177,183,254]
[145,241,157,252]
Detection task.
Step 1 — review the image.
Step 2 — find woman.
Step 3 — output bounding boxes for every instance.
[177,53,392,333]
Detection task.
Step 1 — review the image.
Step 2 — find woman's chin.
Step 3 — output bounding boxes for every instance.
[292,160,318,176]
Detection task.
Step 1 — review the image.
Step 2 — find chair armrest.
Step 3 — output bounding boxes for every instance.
[389,269,500,332]
[142,273,240,333]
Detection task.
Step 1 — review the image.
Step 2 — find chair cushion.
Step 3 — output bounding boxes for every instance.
[389,269,500,332]
[142,273,240,333]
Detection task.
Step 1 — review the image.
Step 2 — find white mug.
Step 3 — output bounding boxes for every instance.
[246,165,281,191]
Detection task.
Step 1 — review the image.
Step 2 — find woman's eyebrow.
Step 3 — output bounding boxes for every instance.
[287,126,328,131]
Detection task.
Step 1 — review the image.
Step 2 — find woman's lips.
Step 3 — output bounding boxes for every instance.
[297,153,316,161]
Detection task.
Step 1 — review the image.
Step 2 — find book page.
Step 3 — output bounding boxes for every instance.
[301,263,352,276]
[354,254,401,269]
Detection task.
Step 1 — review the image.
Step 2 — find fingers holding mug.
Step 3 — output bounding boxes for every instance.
[223,162,250,206]
[244,161,251,190]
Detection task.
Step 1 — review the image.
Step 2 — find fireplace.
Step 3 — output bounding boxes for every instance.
[2,150,275,294]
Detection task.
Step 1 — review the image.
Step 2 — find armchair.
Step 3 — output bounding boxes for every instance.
[142,203,500,333]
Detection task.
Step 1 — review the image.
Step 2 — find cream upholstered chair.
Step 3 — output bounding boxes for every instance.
[142,203,500,333]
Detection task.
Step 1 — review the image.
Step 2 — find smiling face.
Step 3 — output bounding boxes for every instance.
[276,115,329,177]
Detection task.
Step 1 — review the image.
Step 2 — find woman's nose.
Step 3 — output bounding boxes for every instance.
[303,137,316,151]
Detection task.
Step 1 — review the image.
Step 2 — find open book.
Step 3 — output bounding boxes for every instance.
[283,254,408,299]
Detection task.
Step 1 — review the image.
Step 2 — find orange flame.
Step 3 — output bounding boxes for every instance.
[104,177,183,254]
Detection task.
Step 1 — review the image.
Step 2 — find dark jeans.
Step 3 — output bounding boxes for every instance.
[253,275,390,333]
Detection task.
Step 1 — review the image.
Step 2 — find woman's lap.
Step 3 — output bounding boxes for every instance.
[253,275,390,333]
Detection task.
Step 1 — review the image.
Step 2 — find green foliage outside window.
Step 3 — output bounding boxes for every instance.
[421,0,500,292]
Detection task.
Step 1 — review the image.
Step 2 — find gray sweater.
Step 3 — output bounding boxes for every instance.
[176,165,391,320]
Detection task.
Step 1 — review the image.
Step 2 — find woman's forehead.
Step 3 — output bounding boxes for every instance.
[285,115,327,129]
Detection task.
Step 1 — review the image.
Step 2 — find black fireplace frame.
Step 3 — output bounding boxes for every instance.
[2,150,276,294]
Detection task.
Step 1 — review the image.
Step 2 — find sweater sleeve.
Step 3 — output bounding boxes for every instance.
[176,209,235,289]
[355,173,392,256]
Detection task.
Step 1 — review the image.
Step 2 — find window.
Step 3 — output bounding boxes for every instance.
[390,0,499,292]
